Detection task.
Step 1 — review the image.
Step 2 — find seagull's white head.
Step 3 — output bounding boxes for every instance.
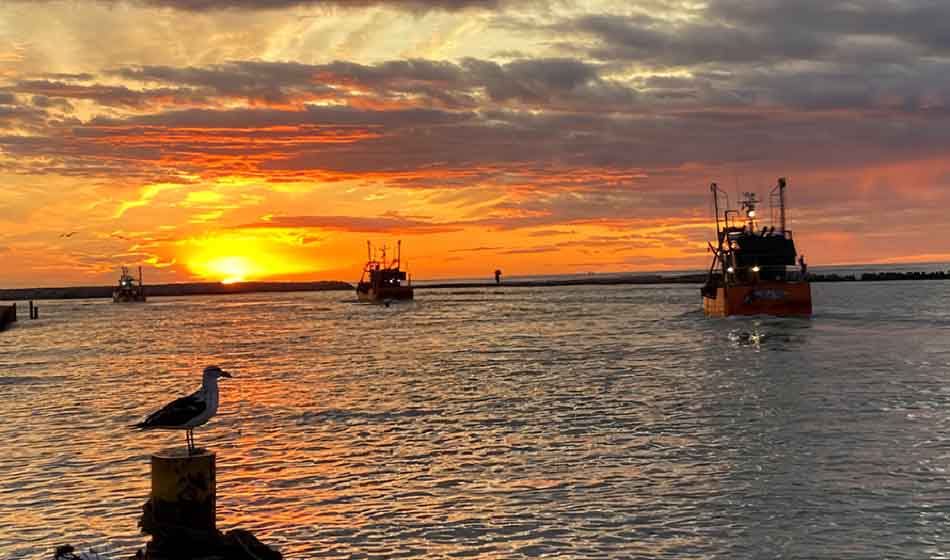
[203,365,233,381]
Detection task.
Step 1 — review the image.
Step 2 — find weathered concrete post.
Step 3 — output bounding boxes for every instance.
[150,448,216,531]
[0,304,15,330]
[137,447,283,559]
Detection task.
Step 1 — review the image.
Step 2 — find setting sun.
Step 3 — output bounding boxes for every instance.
[205,256,252,284]
[184,233,320,283]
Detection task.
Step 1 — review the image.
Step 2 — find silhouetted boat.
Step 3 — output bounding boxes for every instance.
[113,266,147,303]
[701,178,812,316]
[356,241,413,303]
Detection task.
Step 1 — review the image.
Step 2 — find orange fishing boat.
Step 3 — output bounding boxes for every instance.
[113,266,147,303]
[356,241,414,303]
[701,178,812,317]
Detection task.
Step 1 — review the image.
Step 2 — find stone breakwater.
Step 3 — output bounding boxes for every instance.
[0,281,353,301]
[1,270,948,302]
[418,270,950,290]
[809,270,950,282]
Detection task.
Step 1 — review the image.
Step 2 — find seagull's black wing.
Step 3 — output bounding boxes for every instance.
[135,392,206,429]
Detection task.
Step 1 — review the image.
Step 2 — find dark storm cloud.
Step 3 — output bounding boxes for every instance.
[528,229,576,237]
[0,95,50,129]
[554,13,829,67]
[30,95,75,111]
[150,0,502,9]
[0,105,47,125]
[40,73,96,82]
[12,0,504,11]
[536,1,950,115]
[7,95,949,191]
[5,0,950,230]
[113,57,618,109]
[117,59,464,92]
[113,61,336,105]
[322,59,465,85]
[709,0,950,53]
[553,1,950,71]
[118,104,474,129]
[448,246,504,252]
[55,52,941,123]
[10,80,204,108]
[462,57,597,101]
[501,246,558,254]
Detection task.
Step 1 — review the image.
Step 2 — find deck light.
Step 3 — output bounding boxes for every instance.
[726,266,735,273]
[752,266,760,272]
[748,210,756,218]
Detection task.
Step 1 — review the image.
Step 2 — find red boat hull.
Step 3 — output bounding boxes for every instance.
[703,281,812,317]
[357,286,414,303]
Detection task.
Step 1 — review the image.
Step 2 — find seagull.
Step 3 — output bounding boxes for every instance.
[134,365,233,454]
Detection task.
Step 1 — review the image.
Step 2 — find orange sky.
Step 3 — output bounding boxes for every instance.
[2,1,950,287]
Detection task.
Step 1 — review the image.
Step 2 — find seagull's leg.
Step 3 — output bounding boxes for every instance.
[186,429,193,455]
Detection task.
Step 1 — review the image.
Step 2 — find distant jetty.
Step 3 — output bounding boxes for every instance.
[1,270,947,302]
[419,274,708,289]
[419,269,950,290]
[0,280,352,301]
[808,270,950,282]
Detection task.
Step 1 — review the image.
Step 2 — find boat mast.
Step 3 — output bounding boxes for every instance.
[778,177,787,234]
[708,183,728,277]
[711,183,721,245]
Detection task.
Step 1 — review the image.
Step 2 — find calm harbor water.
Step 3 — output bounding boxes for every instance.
[1,282,950,559]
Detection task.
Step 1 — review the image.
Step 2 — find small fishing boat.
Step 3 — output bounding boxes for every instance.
[113,266,147,303]
[701,178,812,317]
[356,241,413,303]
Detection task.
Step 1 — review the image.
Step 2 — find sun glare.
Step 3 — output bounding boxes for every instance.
[207,256,252,284]
[185,233,320,283]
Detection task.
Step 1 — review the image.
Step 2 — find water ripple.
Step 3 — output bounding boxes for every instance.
[1,284,950,558]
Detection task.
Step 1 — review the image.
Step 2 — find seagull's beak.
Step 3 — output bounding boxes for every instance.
[220,370,233,379]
